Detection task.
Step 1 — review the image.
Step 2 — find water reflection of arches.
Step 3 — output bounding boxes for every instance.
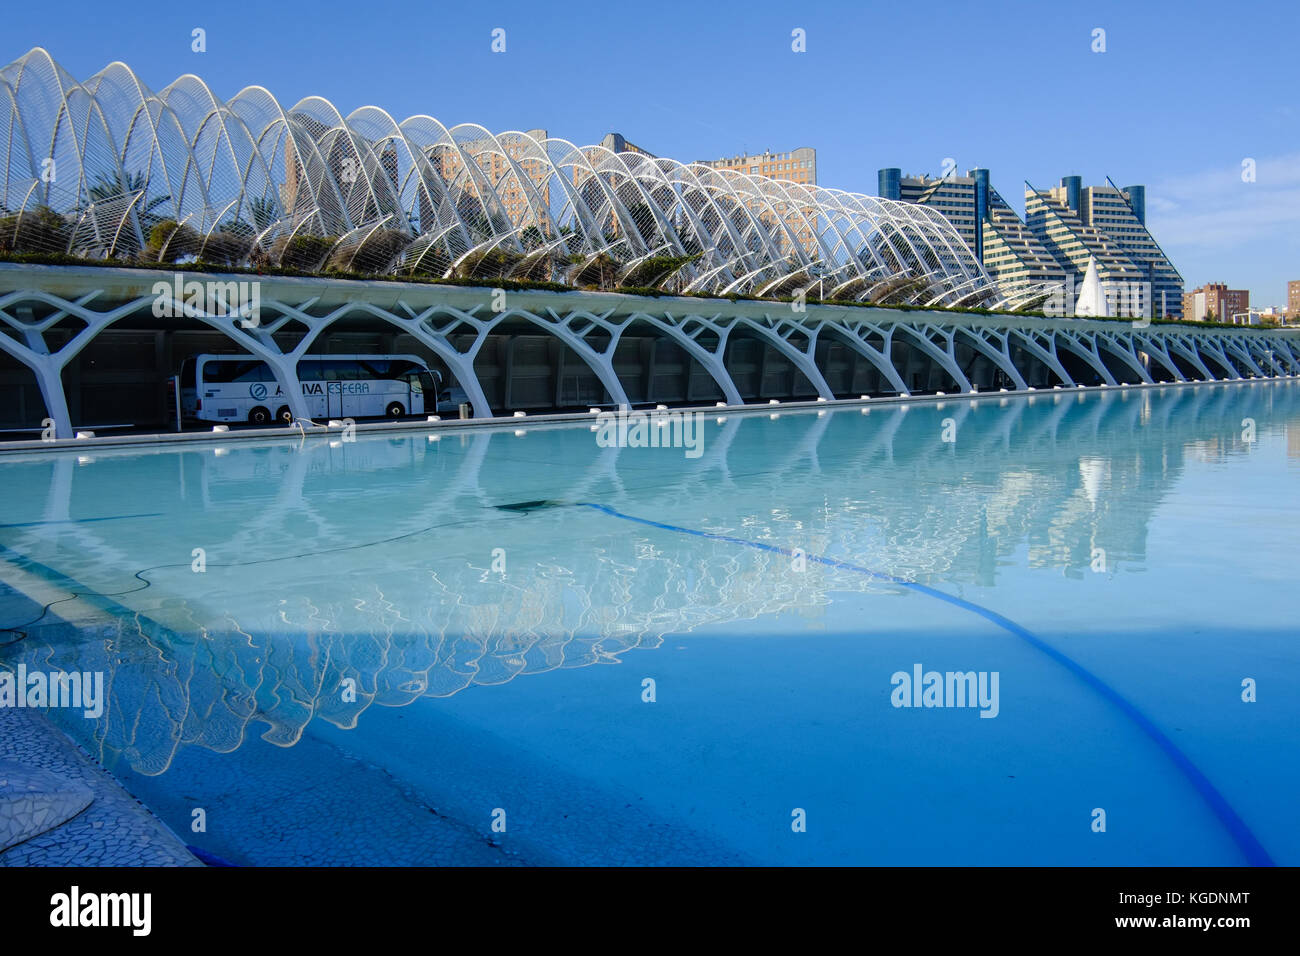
[2,383,1297,776]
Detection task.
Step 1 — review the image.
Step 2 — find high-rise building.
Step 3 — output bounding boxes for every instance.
[699,148,817,186]
[879,168,980,251]
[597,132,657,159]
[691,149,817,258]
[1024,178,1182,319]
[878,168,1065,310]
[1073,179,1182,320]
[425,129,551,234]
[881,167,1184,318]
[1288,280,1300,319]
[980,201,1070,304]
[1024,181,1148,316]
[1182,283,1249,323]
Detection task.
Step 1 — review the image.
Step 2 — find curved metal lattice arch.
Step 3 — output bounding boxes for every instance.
[1,48,998,304]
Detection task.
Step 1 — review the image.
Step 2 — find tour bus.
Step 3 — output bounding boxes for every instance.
[180,354,445,425]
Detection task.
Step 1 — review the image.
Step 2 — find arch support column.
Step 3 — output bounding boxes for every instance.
[736,315,836,401]
[957,326,1027,390]
[823,319,910,396]
[638,312,745,406]
[1008,328,1076,387]
[1054,331,1117,385]
[895,324,973,393]
[1162,335,1215,381]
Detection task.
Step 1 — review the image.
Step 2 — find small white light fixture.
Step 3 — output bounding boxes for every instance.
[589,407,601,414]
[513,411,526,417]
[426,415,441,422]
[212,425,229,433]
[75,431,95,439]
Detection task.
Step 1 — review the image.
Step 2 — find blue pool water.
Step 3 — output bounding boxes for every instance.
[1,383,1297,865]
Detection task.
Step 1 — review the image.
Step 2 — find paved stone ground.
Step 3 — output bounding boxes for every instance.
[0,705,200,866]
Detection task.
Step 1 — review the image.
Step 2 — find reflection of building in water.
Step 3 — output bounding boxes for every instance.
[4,384,1295,777]
[1185,436,1231,463]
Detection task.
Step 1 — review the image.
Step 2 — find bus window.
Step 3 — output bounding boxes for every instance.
[298,360,326,381]
[203,360,274,383]
[328,360,363,381]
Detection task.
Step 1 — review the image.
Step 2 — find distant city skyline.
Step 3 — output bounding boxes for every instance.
[4,0,1295,302]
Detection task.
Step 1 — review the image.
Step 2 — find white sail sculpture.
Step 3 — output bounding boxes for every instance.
[1074,256,1110,317]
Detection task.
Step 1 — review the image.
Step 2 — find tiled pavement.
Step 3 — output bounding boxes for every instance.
[0,705,200,867]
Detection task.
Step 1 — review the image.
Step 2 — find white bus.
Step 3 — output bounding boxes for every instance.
[180,354,444,425]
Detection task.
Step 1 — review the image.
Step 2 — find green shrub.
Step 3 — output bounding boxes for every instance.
[274,234,335,271]
[144,220,202,262]
[0,206,70,255]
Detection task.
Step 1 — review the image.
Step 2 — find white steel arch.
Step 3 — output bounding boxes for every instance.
[2,48,1000,306]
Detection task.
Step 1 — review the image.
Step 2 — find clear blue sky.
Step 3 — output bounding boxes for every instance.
[5,0,1297,303]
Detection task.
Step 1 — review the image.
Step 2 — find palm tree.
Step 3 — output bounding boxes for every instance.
[87,170,141,202]
[85,170,169,233]
[248,196,278,231]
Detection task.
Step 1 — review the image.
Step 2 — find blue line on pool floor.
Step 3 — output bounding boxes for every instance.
[574,501,1275,867]
[0,513,164,530]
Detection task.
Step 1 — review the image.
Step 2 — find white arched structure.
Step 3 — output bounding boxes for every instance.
[3,268,1300,438]
[2,48,999,306]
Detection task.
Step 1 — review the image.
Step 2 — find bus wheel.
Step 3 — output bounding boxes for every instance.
[248,406,271,425]
[276,406,293,424]
[386,402,405,418]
